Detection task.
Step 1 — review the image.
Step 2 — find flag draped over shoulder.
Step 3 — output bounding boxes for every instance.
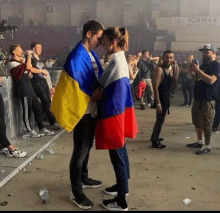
[50,41,103,132]
[95,51,138,150]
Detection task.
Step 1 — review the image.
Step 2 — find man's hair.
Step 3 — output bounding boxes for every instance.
[188,54,194,57]
[9,44,20,55]
[31,42,41,49]
[82,20,104,38]
[142,50,149,55]
[163,50,174,57]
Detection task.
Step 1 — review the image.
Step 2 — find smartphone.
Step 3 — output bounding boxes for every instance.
[192,59,198,65]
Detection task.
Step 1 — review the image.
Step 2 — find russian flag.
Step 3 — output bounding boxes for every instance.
[95,51,138,150]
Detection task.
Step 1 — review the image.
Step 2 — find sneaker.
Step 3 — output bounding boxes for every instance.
[180,103,188,107]
[39,128,54,136]
[140,104,146,110]
[82,177,102,189]
[150,141,166,149]
[186,142,204,148]
[7,150,27,158]
[69,191,93,210]
[196,146,211,155]
[212,128,218,134]
[104,184,129,196]
[51,123,61,131]
[102,197,128,211]
[25,130,41,138]
[0,148,10,155]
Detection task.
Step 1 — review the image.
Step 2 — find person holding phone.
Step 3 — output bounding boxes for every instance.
[150,50,179,148]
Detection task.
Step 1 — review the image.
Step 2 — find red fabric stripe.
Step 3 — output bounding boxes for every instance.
[95,107,138,150]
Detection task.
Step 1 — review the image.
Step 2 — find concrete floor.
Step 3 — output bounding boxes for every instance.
[0,91,220,211]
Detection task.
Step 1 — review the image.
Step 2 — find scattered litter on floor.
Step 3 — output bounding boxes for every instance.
[186,137,190,139]
[191,187,195,190]
[36,153,44,160]
[8,193,14,197]
[46,149,55,155]
[183,198,191,205]
[0,201,8,206]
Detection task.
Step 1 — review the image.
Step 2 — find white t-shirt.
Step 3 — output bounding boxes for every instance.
[85,51,99,114]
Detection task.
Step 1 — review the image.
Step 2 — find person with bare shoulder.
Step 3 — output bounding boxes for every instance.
[150,50,179,149]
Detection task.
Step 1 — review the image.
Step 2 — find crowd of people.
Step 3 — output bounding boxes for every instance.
[0,19,220,211]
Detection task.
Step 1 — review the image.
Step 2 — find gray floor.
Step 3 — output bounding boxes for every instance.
[0,127,65,188]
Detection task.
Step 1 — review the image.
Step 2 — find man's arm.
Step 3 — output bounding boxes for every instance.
[172,61,179,85]
[190,63,217,85]
[153,67,163,113]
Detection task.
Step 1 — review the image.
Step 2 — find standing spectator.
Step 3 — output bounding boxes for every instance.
[8,44,54,138]
[0,48,6,66]
[45,58,56,68]
[137,50,159,110]
[150,50,179,148]
[30,42,60,130]
[180,54,195,106]
[0,77,27,158]
[187,44,220,155]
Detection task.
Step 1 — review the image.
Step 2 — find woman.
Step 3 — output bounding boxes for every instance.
[92,27,138,211]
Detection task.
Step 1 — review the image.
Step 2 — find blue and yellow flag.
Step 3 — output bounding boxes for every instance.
[50,41,103,132]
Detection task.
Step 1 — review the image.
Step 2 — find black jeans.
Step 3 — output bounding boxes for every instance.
[33,82,56,125]
[151,109,167,142]
[109,144,130,195]
[20,96,44,132]
[182,86,194,105]
[69,114,97,194]
[213,98,220,129]
[0,93,10,149]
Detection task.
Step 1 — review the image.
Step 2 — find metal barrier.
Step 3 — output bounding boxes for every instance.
[0,66,62,139]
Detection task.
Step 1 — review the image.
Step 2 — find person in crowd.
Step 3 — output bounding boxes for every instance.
[93,26,138,211]
[137,50,159,110]
[212,51,220,133]
[0,48,6,66]
[180,54,195,107]
[7,44,54,138]
[127,54,139,100]
[50,20,104,210]
[187,44,220,155]
[136,51,142,61]
[30,42,60,130]
[150,50,179,149]
[0,77,27,158]
[45,58,56,68]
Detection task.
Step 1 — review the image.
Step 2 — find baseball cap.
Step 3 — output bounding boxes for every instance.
[198,44,216,52]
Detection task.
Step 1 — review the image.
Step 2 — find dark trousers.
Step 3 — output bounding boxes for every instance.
[213,98,220,129]
[151,109,167,142]
[20,96,44,132]
[109,144,130,195]
[0,93,10,149]
[33,82,56,125]
[69,114,97,194]
[182,86,194,105]
[170,82,175,95]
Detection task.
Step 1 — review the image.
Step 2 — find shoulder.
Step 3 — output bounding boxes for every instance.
[7,61,21,70]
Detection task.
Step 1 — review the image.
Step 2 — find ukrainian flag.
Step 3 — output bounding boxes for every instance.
[50,41,103,132]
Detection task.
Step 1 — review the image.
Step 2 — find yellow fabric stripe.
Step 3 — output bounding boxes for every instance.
[50,70,90,132]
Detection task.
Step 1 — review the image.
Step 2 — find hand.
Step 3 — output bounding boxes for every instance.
[156,104,162,114]
[91,87,102,101]
[0,77,2,82]
[42,70,48,77]
[190,63,199,74]
[26,50,33,56]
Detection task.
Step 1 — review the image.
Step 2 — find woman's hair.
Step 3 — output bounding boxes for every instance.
[126,54,134,63]
[9,44,20,55]
[103,26,129,51]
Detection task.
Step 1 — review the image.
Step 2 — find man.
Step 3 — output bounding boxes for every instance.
[45,58,56,68]
[0,48,6,66]
[0,77,27,158]
[150,50,179,149]
[50,20,104,210]
[7,44,54,138]
[187,44,220,155]
[30,42,60,130]
[137,50,159,110]
[180,54,196,107]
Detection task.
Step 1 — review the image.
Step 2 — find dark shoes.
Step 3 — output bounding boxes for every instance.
[196,148,211,155]
[186,142,203,148]
[140,104,146,110]
[104,184,129,196]
[69,191,93,210]
[102,196,128,211]
[82,177,102,189]
[150,137,164,142]
[212,128,218,134]
[150,141,166,149]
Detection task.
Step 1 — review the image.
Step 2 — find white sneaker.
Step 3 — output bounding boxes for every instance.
[39,128,54,136]
[0,148,10,155]
[25,130,41,138]
[7,150,27,158]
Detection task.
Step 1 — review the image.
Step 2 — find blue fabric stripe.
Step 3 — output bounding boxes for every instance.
[97,77,134,119]
[63,41,103,96]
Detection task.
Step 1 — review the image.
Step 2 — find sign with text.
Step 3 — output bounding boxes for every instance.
[171,17,220,26]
